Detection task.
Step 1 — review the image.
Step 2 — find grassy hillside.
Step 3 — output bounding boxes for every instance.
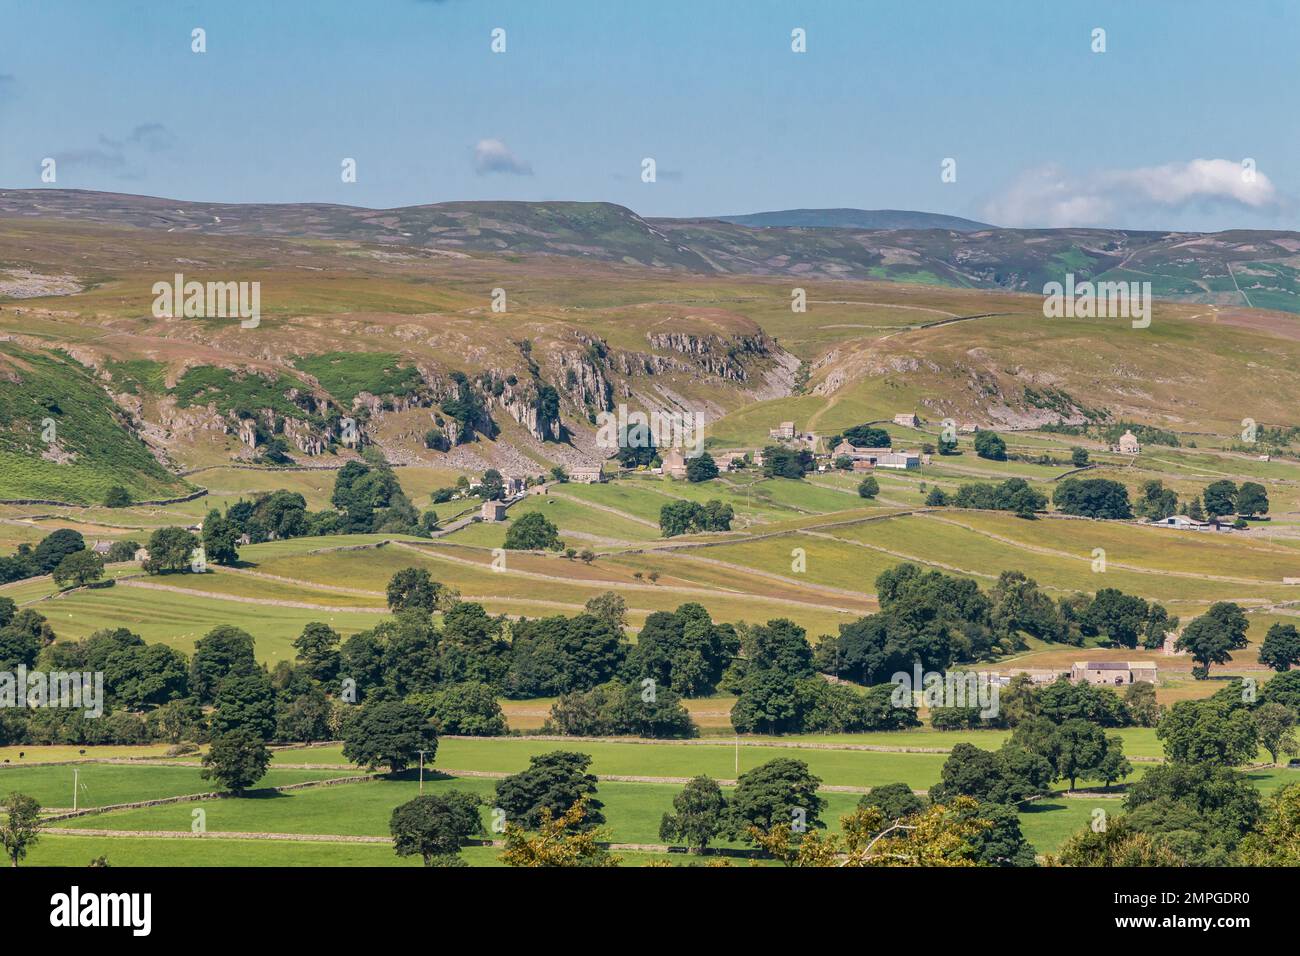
[0,344,189,503]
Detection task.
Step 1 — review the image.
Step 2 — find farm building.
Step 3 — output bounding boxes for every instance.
[569,466,605,483]
[959,423,980,434]
[1070,661,1158,686]
[90,540,113,555]
[659,448,688,479]
[768,421,796,440]
[893,412,921,427]
[1114,430,1141,454]
[1150,514,1211,531]
[832,440,920,470]
[876,451,921,470]
[480,501,507,522]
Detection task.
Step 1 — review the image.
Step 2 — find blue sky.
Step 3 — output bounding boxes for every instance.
[1,0,1296,230]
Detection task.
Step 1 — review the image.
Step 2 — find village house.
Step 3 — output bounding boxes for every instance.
[717,451,750,471]
[959,423,981,434]
[659,448,688,479]
[480,500,507,522]
[1114,430,1141,455]
[768,421,796,440]
[569,466,606,484]
[503,476,525,497]
[893,413,921,428]
[1070,661,1158,686]
[90,540,113,556]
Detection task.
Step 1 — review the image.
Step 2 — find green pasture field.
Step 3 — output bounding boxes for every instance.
[34,586,384,664]
[0,744,182,763]
[697,532,899,596]
[497,493,663,542]
[269,738,953,791]
[947,510,1300,583]
[548,480,679,525]
[26,835,443,867]
[0,763,350,809]
[132,569,388,608]
[55,773,865,851]
[823,514,1293,604]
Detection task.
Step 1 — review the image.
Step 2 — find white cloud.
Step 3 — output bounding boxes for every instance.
[473,138,532,176]
[984,159,1281,228]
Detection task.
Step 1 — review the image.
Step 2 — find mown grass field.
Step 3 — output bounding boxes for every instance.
[0,763,350,809]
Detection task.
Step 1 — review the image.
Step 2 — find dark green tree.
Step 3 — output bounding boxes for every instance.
[1260,623,1300,672]
[493,751,604,830]
[973,431,1007,460]
[503,511,563,551]
[201,730,272,795]
[685,453,719,483]
[658,775,728,853]
[142,527,199,574]
[341,700,438,773]
[725,758,825,844]
[389,791,484,865]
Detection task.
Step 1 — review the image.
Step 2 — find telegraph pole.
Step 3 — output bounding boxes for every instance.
[418,750,431,793]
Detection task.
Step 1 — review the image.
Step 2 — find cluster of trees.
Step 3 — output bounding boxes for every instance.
[931,673,1161,732]
[546,680,696,738]
[838,425,891,448]
[1202,479,1270,519]
[936,715,1128,802]
[727,619,919,735]
[1132,478,1269,524]
[138,462,442,576]
[658,500,733,537]
[1058,681,1300,865]
[1051,477,1132,519]
[973,431,1007,461]
[814,566,1177,688]
[0,528,127,587]
[761,446,814,479]
[927,478,1046,517]
[330,460,424,535]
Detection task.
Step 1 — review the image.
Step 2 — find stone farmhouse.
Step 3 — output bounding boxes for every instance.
[1070,661,1158,686]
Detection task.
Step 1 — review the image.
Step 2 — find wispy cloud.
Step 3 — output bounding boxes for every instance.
[984,159,1282,229]
[56,123,177,178]
[473,138,533,176]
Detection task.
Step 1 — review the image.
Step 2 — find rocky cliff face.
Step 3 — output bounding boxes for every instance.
[645,331,775,383]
